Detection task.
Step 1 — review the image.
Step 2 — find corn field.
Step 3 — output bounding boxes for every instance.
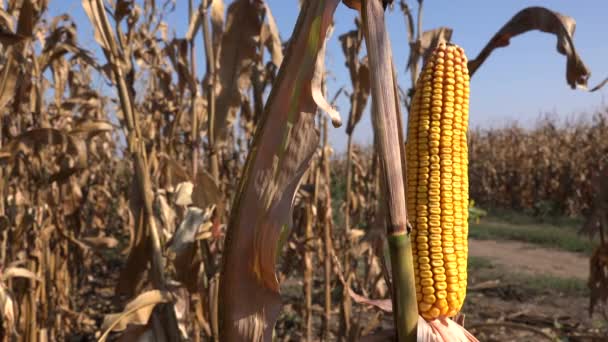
[0,0,607,341]
[468,112,608,217]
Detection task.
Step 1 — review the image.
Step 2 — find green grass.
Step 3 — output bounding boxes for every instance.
[469,212,596,255]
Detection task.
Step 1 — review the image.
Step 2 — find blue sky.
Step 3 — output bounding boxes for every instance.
[51,1,608,152]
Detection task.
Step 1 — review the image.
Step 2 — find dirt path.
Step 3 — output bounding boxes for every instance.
[469,239,589,280]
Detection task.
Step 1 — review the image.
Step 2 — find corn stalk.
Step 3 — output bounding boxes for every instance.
[321,117,333,340]
[360,0,418,340]
[81,0,181,339]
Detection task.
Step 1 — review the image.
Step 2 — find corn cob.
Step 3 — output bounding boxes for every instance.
[406,42,470,320]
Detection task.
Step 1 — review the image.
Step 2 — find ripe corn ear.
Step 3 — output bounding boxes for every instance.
[406,42,470,320]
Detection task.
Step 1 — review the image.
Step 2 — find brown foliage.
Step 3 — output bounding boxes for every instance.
[468,113,608,216]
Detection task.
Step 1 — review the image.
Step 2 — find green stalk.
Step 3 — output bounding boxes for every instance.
[388,234,418,341]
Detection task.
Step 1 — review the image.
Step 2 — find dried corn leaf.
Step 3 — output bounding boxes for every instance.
[407,27,452,69]
[339,26,370,134]
[339,29,361,83]
[343,0,361,11]
[311,25,342,127]
[192,170,220,209]
[0,30,25,46]
[261,3,283,68]
[167,206,213,255]
[165,38,196,94]
[213,0,263,143]
[174,181,194,207]
[82,0,118,57]
[99,290,172,341]
[0,128,87,173]
[362,317,479,342]
[1,267,40,282]
[69,119,114,138]
[0,285,15,336]
[348,288,392,312]
[186,4,202,41]
[342,0,391,12]
[158,153,191,188]
[15,0,37,37]
[211,0,225,49]
[0,0,38,109]
[347,56,370,134]
[156,191,177,240]
[219,0,341,339]
[468,6,605,90]
[117,174,149,297]
[418,317,479,342]
[81,236,119,249]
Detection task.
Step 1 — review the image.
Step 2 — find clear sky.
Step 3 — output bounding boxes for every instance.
[52,1,608,152]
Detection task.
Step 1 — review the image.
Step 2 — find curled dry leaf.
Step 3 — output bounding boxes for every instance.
[99,290,172,342]
[0,267,40,282]
[219,0,341,339]
[311,25,342,127]
[468,6,606,91]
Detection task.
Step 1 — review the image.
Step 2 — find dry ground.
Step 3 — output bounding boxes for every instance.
[459,214,606,342]
[464,238,599,342]
[469,239,589,280]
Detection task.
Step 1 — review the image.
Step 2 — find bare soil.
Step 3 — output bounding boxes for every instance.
[462,238,604,341]
[469,239,589,280]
